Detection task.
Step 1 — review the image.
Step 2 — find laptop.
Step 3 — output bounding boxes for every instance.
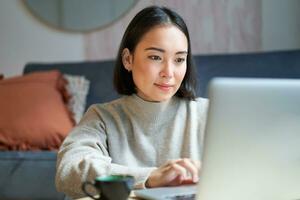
[134,78,300,200]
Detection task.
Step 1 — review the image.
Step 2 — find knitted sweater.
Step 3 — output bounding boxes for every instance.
[55,94,209,198]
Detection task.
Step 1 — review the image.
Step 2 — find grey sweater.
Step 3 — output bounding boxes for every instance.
[55,94,209,198]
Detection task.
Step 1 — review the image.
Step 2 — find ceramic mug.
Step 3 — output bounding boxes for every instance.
[82,175,134,200]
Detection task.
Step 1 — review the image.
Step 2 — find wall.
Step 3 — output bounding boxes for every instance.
[0,0,84,77]
[262,0,300,50]
[0,0,299,78]
[85,0,262,60]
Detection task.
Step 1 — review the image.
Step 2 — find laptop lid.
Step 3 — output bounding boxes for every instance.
[197,78,300,200]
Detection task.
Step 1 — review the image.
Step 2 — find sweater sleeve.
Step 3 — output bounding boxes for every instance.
[55,106,156,199]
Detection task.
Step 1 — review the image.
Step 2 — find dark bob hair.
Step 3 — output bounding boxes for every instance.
[113,6,197,100]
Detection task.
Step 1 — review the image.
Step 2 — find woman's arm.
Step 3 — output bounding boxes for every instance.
[55,107,156,199]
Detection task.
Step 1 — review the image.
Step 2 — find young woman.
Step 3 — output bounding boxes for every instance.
[56,6,208,198]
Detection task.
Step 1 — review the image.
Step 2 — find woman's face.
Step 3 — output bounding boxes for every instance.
[123,25,188,102]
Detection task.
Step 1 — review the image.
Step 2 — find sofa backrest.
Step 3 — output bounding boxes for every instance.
[194,49,300,97]
[24,49,300,110]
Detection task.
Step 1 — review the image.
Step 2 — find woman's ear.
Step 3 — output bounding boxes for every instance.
[122,48,133,72]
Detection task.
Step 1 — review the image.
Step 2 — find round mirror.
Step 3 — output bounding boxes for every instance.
[23,0,137,32]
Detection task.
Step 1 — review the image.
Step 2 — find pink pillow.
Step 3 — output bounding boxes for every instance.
[0,70,75,150]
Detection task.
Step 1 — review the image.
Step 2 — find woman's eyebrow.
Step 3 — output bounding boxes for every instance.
[176,51,188,55]
[145,47,188,55]
[144,47,164,52]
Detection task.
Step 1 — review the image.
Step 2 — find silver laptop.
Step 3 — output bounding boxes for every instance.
[134,78,300,200]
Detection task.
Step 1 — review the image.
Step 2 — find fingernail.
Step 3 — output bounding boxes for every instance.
[193,176,199,183]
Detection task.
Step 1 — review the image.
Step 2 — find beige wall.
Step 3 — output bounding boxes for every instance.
[0,0,299,77]
[85,0,261,60]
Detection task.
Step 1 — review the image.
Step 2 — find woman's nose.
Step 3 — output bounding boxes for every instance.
[160,62,173,79]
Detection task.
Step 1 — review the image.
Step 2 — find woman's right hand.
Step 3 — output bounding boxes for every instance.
[145,158,201,188]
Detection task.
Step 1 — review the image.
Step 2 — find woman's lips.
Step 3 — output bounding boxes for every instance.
[154,83,174,91]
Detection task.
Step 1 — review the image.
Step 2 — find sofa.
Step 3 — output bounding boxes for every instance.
[0,49,300,200]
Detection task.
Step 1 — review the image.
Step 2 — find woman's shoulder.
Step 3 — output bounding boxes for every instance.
[191,97,209,111]
[176,97,209,116]
[195,97,209,104]
[178,97,209,107]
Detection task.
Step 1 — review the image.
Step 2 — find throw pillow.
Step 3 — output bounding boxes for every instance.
[0,70,74,150]
[0,74,3,80]
[64,74,90,124]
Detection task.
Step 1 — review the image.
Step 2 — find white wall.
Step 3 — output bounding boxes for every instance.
[0,0,84,77]
[262,0,300,51]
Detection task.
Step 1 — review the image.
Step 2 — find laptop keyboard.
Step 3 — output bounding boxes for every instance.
[165,193,196,200]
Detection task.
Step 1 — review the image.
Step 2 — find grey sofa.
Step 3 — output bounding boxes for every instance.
[0,49,300,200]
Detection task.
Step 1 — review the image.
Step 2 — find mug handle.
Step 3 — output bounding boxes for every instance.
[82,181,99,200]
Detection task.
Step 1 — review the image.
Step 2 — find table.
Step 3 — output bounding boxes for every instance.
[77,192,139,200]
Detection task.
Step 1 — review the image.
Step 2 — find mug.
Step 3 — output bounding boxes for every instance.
[82,175,134,200]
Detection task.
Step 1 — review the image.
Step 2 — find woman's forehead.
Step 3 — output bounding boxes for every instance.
[136,25,188,52]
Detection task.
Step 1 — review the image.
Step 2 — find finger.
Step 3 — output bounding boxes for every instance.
[169,163,187,175]
[156,163,185,186]
[176,159,199,183]
[190,160,201,170]
[166,159,182,166]
[169,163,189,181]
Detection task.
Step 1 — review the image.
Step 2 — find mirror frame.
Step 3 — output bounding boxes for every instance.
[22,0,138,33]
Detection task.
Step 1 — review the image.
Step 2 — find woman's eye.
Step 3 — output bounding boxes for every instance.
[148,55,161,61]
[175,57,185,63]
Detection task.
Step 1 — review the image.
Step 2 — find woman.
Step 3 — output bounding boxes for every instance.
[56,6,208,198]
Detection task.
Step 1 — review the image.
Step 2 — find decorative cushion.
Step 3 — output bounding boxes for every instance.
[0,74,3,80]
[64,74,90,124]
[0,70,75,150]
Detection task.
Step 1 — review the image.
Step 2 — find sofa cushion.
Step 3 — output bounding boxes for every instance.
[0,151,65,200]
[0,70,74,150]
[23,61,120,110]
[64,74,90,124]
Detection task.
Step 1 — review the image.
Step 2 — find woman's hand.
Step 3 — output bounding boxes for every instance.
[145,158,201,188]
